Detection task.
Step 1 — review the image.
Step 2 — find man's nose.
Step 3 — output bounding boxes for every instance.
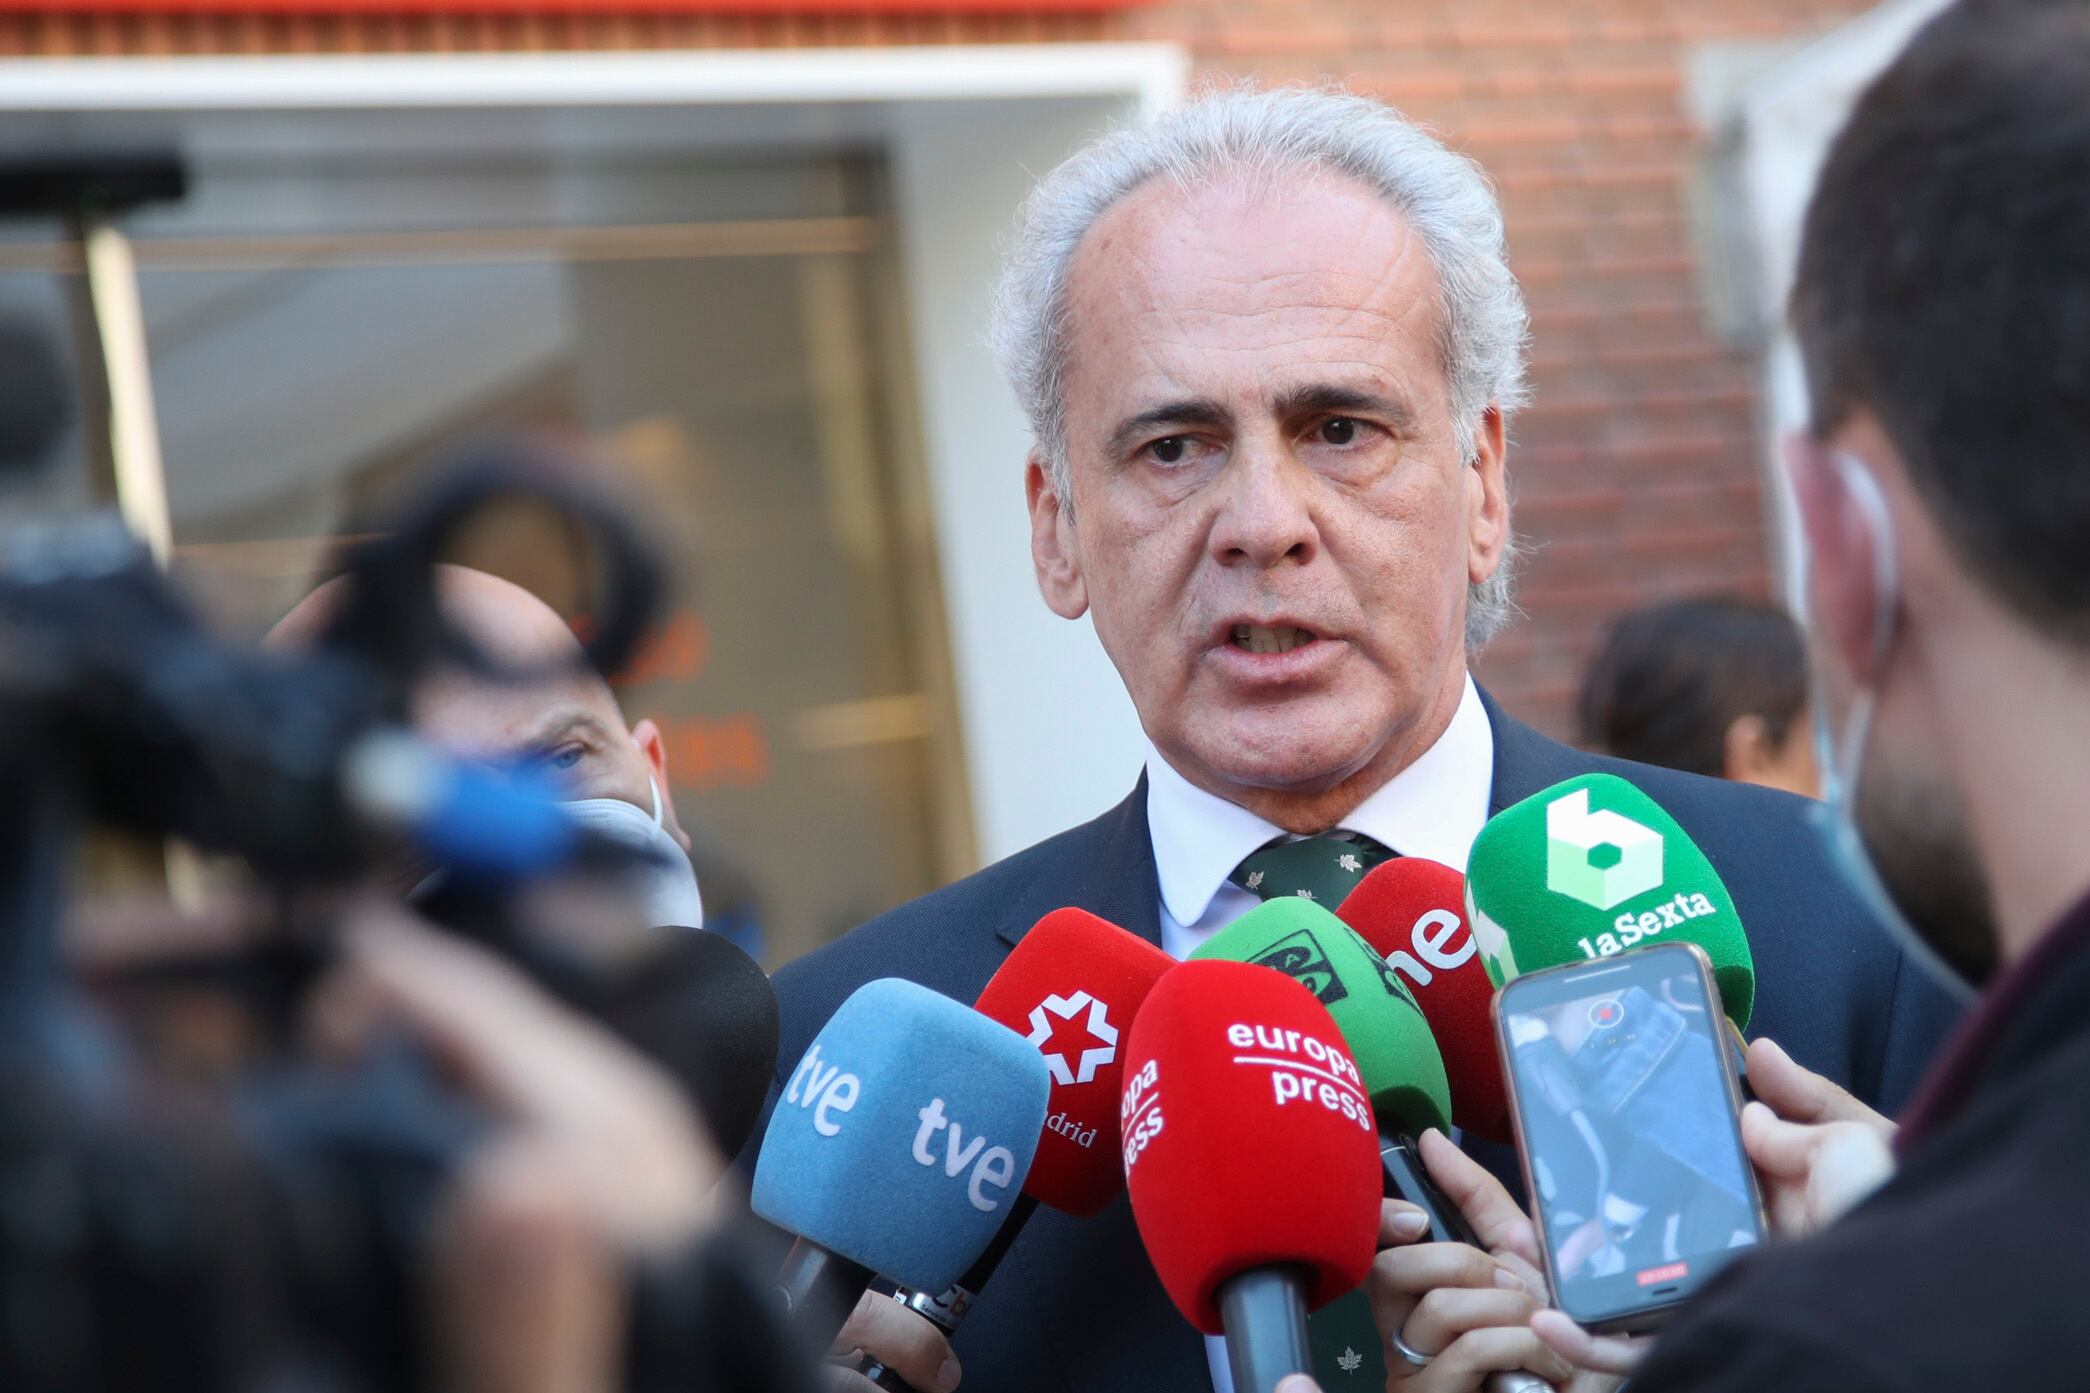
[1207,434,1320,569]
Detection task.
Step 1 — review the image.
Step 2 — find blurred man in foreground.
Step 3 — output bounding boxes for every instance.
[1344,3,2090,1389]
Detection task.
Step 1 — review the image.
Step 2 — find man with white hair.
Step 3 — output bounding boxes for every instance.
[758,86,1958,1393]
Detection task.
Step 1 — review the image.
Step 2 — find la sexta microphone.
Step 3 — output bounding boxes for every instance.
[1465,772,1757,1028]
[1337,857,1511,1142]
[1195,897,1547,1393]
[750,978,1049,1350]
[856,909,1173,1390]
[1121,958,1380,1393]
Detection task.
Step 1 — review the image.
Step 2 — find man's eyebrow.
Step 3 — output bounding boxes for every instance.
[511,704,613,758]
[1102,398,1233,460]
[1272,383,1419,434]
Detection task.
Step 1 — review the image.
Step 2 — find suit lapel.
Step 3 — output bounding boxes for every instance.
[994,774,1164,950]
[1480,683,1587,815]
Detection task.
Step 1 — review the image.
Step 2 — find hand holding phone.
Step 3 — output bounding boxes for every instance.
[1494,943,1766,1336]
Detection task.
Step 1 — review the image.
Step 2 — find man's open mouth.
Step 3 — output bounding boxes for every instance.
[1229,624,1317,655]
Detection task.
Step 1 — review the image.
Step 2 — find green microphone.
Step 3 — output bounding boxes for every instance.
[1190,896,1451,1134]
[1465,772,1756,1028]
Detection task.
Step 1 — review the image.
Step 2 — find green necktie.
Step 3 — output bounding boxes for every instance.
[1228,830,1396,909]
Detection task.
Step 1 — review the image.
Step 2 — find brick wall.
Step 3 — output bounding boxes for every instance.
[0,0,1866,739]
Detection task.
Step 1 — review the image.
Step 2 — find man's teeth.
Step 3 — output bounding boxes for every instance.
[1231,624,1315,654]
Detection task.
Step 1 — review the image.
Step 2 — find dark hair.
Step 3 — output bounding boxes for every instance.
[1577,597,1810,777]
[1791,0,2090,641]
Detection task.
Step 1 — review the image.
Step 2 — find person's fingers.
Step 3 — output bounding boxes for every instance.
[1530,1309,1647,1378]
[1369,1240,1523,1359]
[1274,1378,1321,1393]
[1740,1101,1816,1179]
[1380,1198,1434,1245]
[1399,1286,1540,1360]
[1398,1326,1578,1391]
[832,1294,961,1393]
[1746,1038,1890,1136]
[1418,1129,1543,1269]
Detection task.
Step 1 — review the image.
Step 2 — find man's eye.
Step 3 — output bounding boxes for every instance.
[1145,436,1192,466]
[542,746,584,772]
[1318,417,1361,446]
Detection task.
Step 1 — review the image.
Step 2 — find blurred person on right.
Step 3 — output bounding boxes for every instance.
[1322,3,2090,1390]
[1576,597,1819,798]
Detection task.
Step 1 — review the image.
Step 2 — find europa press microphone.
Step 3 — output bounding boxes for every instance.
[751,978,1049,1349]
[1192,900,1547,1393]
[1122,959,1381,1393]
[856,908,1173,1389]
[1465,773,1757,1032]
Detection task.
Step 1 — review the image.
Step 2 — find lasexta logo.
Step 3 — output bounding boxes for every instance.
[1546,788,1664,910]
[1250,928,1349,1005]
[1025,990,1118,1086]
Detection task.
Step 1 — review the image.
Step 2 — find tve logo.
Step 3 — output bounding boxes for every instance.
[782,1042,861,1136]
[912,1099,1020,1212]
[1025,990,1118,1086]
[1546,788,1664,910]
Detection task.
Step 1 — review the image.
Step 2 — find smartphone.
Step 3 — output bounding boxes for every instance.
[1493,942,1766,1335]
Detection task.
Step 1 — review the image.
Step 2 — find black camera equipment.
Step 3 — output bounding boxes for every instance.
[0,327,789,1390]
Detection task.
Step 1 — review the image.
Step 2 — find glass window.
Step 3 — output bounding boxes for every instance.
[11,135,969,966]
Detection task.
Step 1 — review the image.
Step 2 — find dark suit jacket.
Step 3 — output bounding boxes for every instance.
[752,689,1962,1393]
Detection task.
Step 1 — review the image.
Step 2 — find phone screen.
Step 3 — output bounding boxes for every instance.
[1498,945,1762,1329]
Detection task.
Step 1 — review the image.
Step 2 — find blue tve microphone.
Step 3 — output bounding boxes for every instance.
[753,978,1051,1347]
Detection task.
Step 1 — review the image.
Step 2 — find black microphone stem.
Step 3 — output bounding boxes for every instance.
[775,1237,875,1349]
[859,1192,1041,1390]
[1218,1266,1312,1393]
[1380,1131,1550,1393]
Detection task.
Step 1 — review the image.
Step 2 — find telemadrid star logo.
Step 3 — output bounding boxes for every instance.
[1025,991,1118,1086]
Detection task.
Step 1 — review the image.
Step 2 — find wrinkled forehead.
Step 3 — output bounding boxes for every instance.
[1058,170,1449,434]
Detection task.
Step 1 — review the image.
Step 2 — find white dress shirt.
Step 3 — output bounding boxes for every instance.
[1141,673,1496,1393]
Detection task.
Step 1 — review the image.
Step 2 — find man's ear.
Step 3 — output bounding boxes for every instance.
[1722,712,1774,784]
[630,717,691,851]
[1784,433,1888,685]
[1027,454,1089,620]
[1464,406,1511,587]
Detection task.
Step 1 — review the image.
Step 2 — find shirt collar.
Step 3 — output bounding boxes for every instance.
[1143,673,1496,928]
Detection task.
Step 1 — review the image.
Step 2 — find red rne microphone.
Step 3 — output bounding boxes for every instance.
[857,908,1175,1391]
[1122,959,1380,1393]
[1338,857,1511,1142]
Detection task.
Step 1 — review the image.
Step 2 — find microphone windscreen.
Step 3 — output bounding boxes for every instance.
[972,908,1175,1217]
[1122,959,1381,1334]
[1336,858,1510,1142]
[1190,897,1450,1137]
[752,978,1049,1292]
[590,929,781,1159]
[1466,773,1756,1027]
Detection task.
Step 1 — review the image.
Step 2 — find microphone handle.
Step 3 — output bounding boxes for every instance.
[858,1193,1041,1390]
[1218,1265,1312,1393]
[1380,1132,1551,1393]
[775,1236,875,1350]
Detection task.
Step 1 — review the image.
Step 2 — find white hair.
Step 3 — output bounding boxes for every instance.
[989,83,1531,647]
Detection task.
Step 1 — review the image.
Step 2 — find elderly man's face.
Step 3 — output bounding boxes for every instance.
[1030,173,1508,806]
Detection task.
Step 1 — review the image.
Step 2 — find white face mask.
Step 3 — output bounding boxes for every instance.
[560,775,706,931]
[1803,450,1975,1002]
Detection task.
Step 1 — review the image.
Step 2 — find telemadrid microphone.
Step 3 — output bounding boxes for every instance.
[1121,958,1380,1393]
[750,977,1050,1348]
[1194,898,1547,1393]
[1465,772,1757,1027]
[1337,857,1511,1142]
[856,909,1173,1389]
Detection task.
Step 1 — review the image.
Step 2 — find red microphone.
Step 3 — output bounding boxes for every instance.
[1338,856,1511,1142]
[858,908,1174,1390]
[1122,959,1380,1393]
